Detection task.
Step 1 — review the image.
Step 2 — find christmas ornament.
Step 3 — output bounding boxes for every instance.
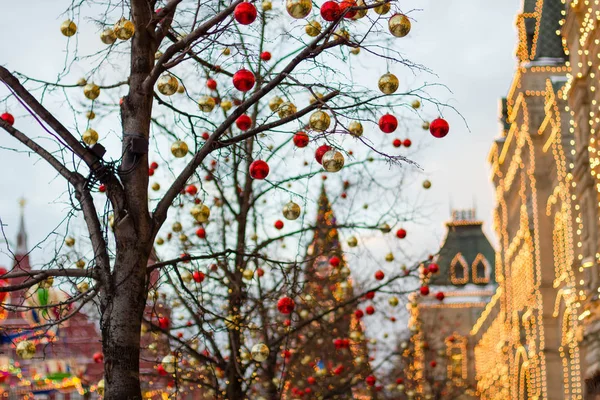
[366,376,377,386]
[347,236,358,247]
[16,340,36,359]
[243,269,254,280]
[278,102,297,118]
[206,79,217,90]
[430,118,449,138]
[366,305,375,315]
[234,2,258,25]
[171,140,189,158]
[430,361,437,368]
[100,29,117,44]
[293,132,309,147]
[375,270,385,280]
[321,1,341,21]
[350,47,360,55]
[393,139,402,148]
[151,183,160,191]
[422,121,430,130]
[282,201,301,220]
[0,113,14,126]
[373,0,390,15]
[287,0,313,19]
[309,111,331,131]
[93,352,104,363]
[191,204,210,223]
[158,317,170,330]
[379,114,397,133]
[233,69,256,92]
[322,150,345,172]
[114,18,135,40]
[388,296,399,307]
[379,223,391,233]
[355,309,364,319]
[172,222,182,232]
[162,354,177,374]
[193,271,205,283]
[277,297,295,314]
[198,96,216,112]
[422,179,431,189]
[249,160,269,179]
[334,28,350,41]
[378,73,399,94]
[309,92,324,105]
[86,111,95,120]
[260,51,272,61]
[83,83,100,100]
[428,263,439,273]
[412,99,421,109]
[348,121,363,137]
[81,129,98,146]
[185,184,197,196]
[385,253,394,262]
[396,228,406,239]
[60,20,77,37]
[236,114,252,130]
[389,14,411,37]
[195,228,206,238]
[251,343,270,362]
[65,237,76,247]
[340,0,357,18]
[403,139,411,147]
[157,74,179,96]
[315,144,332,164]
[419,286,430,296]
[274,220,284,229]
[97,380,105,396]
[77,282,90,292]
[262,1,273,11]
[435,292,445,301]
[269,96,283,112]
[305,20,322,36]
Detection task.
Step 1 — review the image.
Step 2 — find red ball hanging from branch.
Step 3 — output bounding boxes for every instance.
[315,144,332,164]
[277,296,295,314]
[293,132,309,148]
[232,69,256,92]
[366,305,375,315]
[403,138,412,147]
[236,114,252,131]
[428,263,439,274]
[93,352,104,363]
[374,270,385,280]
[185,184,198,196]
[419,285,430,296]
[435,291,445,301]
[396,228,406,239]
[320,1,341,21]
[355,309,364,319]
[196,228,206,239]
[207,79,217,90]
[379,114,398,133]
[392,139,402,148]
[249,160,270,179]
[340,0,357,18]
[158,317,170,330]
[193,271,205,283]
[429,118,450,138]
[274,220,284,230]
[329,256,341,267]
[1,113,15,126]
[260,51,272,61]
[234,2,258,25]
[365,375,377,386]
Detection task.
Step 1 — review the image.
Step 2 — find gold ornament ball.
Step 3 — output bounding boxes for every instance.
[378,73,399,95]
[83,83,100,100]
[309,93,324,105]
[282,201,301,220]
[60,20,77,37]
[243,269,254,280]
[385,252,394,262]
[322,150,344,172]
[388,296,399,307]
[76,259,86,269]
[262,1,272,11]
[157,74,179,96]
[412,99,421,109]
[353,0,368,19]
[162,354,177,374]
[198,96,216,112]
[82,129,99,146]
[347,236,358,247]
[422,121,430,130]
[389,13,411,37]
[379,223,391,233]
[40,277,54,289]
[86,111,96,120]
[334,28,350,41]
[221,100,233,111]
[100,29,117,45]
[114,18,135,40]
[76,78,87,87]
[152,182,161,191]
[278,102,297,119]
[251,343,270,362]
[156,237,164,245]
[155,51,163,60]
[171,140,189,158]
[77,282,90,293]
[422,180,431,189]
[16,340,36,359]
[350,47,361,55]
[309,110,331,132]
[222,47,231,56]
[305,20,322,37]
[269,96,283,112]
[65,237,76,247]
[181,270,193,283]
[177,84,185,94]
[374,1,391,15]
[172,222,183,232]
[348,121,363,137]
[286,0,312,19]
[191,204,210,223]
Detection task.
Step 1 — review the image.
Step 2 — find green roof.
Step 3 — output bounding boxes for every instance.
[533,0,566,60]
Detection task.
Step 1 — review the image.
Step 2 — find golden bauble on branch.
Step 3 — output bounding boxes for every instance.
[177,84,185,94]
[83,83,100,100]
[152,182,160,191]
[385,252,394,262]
[348,121,363,137]
[309,110,331,131]
[162,354,177,374]
[156,237,164,245]
[378,73,399,95]
[305,20,322,37]
[282,201,301,220]
[171,140,189,158]
[243,269,254,280]
[388,296,399,307]
[82,129,99,145]
[76,78,87,86]
[278,102,297,119]
[286,0,312,19]
[309,92,324,105]
[350,47,360,55]
[379,223,391,233]
[172,222,183,232]
[60,20,77,37]
[198,96,216,112]
[157,74,179,96]
[411,99,421,109]
[76,259,86,269]
[268,96,283,112]
[86,111,95,120]
[262,1,273,11]
[422,121,430,130]
[77,282,90,293]
[322,150,344,172]
[65,237,76,247]
[389,14,411,37]
[334,28,350,41]
[100,29,117,45]
[373,0,390,15]
[190,204,210,223]
[422,180,431,189]
[114,18,135,40]
[347,236,358,247]
[16,340,36,359]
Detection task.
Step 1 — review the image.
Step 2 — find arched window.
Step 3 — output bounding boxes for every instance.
[450,253,469,285]
[472,253,490,284]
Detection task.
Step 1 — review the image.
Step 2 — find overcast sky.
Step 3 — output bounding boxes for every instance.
[0,0,521,267]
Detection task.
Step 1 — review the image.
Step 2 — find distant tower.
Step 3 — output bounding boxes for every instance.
[13,198,31,276]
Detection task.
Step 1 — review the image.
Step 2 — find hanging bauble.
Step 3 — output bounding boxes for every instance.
[157,74,179,96]
[283,201,301,220]
[373,0,390,15]
[321,1,341,21]
[274,220,284,229]
[100,29,117,45]
[379,114,397,133]
[77,282,90,293]
[249,160,270,179]
[81,129,99,145]
[83,83,100,100]
[162,354,177,374]
[352,0,368,19]
[60,20,77,37]
[348,121,363,137]
[379,223,391,233]
[287,0,312,19]
[262,1,273,11]
[86,111,95,120]
[193,270,205,283]
[221,100,232,111]
[114,18,135,40]
[206,79,217,90]
[403,139,411,147]
[347,236,358,247]
[236,114,252,131]
[340,0,357,18]
[388,296,399,307]
[1,113,14,126]
[190,204,210,223]
[234,2,258,25]
[65,237,76,247]
[93,352,104,363]
[315,144,332,164]
[350,47,360,55]
[385,253,394,262]
[293,132,310,147]
[181,270,193,283]
[269,96,283,112]
[429,118,449,138]
[422,179,431,189]
[305,20,322,36]
[422,121,430,130]
[151,183,160,191]
[435,292,445,301]
[172,222,182,232]
[16,340,36,359]
[171,140,189,158]
[251,343,270,362]
[198,96,216,112]
[322,150,344,172]
[389,14,411,37]
[260,51,272,61]
[243,269,254,280]
[366,305,375,315]
[77,78,87,86]
[233,69,256,92]
[96,380,105,396]
[412,99,421,109]
[428,263,439,274]
[309,111,331,131]
[420,286,430,296]
[177,84,185,94]
[396,228,406,239]
[378,73,399,94]
[278,102,297,119]
[334,28,350,41]
[277,296,295,314]
[366,375,376,386]
[393,139,402,148]
[309,92,324,105]
[375,270,385,280]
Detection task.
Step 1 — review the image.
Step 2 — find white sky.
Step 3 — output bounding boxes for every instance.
[0,0,521,267]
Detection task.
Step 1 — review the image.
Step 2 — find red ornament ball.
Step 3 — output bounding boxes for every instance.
[365,305,375,315]
[436,291,445,301]
[428,263,439,274]
[196,228,206,239]
[207,79,217,90]
[232,69,256,92]
[202,132,210,140]
[150,161,159,169]
[234,2,257,25]
[185,184,198,196]
[260,51,272,61]
[93,352,104,363]
[257,268,265,277]
[419,286,430,296]
[158,317,170,330]
[340,0,357,18]
[277,296,295,314]
[1,113,15,126]
[192,271,205,283]
[396,228,406,239]
[307,376,316,385]
[249,160,269,179]
[392,138,402,148]
[315,144,332,164]
[355,309,364,319]
[396,378,404,384]
[430,118,450,138]
[365,291,375,300]
[157,364,167,376]
[365,375,377,386]
[321,1,341,21]
[430,361,437,368]
[329,256,341,267]
[379,114,398,133]
[293,132,310,148]
[236,114,252,131]
[98,184,106,193]
[374,270,385,280]
[148,168,155,176]
[403,138,412,147]
[274,219,284,230]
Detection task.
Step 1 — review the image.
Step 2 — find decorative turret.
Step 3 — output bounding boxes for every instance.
[517,0,566,63]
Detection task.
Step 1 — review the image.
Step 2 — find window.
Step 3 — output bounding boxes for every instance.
[450,253,469,285]
[446,335,467,382]
[472,253,490,284]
